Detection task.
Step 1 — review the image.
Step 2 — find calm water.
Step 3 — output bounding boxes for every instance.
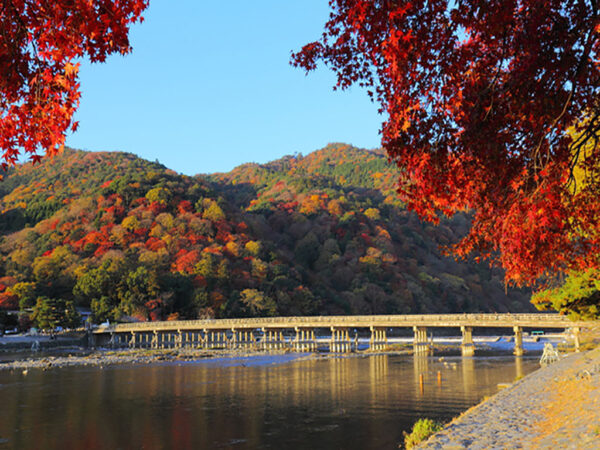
[0,354,539,449]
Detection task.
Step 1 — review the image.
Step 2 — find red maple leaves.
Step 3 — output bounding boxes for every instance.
[0,1,148,167]
[293,0,600,286]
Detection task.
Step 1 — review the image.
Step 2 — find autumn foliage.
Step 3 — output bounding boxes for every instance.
[0,146,531,322]
[293,1,600,286]
[0,0,148,167]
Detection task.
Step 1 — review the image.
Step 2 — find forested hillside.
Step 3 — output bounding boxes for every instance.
[0,145,532,327]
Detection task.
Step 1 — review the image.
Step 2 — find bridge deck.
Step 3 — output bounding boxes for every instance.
[93,313,588,334]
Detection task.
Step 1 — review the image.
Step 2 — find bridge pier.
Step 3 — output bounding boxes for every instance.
[129,332,136,349]
[513,326,523,356]
[330,327,336,352]
[200,330,206,349]
[262,328,275,350]
[295,328,303,352]
[461,326,475,356]
[296,329,301,351]
[222,331,227,348]
[413,326,429,355]
[329,327,341,352]
[369,326,387,351]
[330,327,351,353]
[343,328,350,352]
[571,327,581,352]
[231,328,237,349]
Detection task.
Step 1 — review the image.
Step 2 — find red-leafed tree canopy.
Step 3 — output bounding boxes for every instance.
[293,0,600,287]
[0,0,148,167]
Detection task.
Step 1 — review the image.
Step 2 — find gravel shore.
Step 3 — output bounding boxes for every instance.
[0,348,299,371]
[419,346,600,449]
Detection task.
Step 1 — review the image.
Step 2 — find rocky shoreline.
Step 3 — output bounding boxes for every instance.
[0,347,304,371]
[419,346,600,449]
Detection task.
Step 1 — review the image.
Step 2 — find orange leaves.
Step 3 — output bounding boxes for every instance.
[172,249,200,274]
[294,0,600,287]
[0,1,148,165]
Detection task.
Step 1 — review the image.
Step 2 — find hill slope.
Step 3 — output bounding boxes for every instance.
[0,145,532,325]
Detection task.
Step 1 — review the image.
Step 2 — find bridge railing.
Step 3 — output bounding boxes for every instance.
[93,313,584,334]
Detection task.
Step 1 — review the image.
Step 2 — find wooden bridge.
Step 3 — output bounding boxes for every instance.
[92,313,589,356]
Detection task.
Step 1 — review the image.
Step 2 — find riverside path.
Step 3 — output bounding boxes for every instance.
[91,313,590,356]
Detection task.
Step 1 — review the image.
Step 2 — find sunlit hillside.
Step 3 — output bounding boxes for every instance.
[0,145,532,323]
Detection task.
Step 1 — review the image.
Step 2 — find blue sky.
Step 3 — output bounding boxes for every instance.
[65,1,382,176]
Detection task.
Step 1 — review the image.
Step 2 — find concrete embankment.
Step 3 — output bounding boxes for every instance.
[419,346,600,449]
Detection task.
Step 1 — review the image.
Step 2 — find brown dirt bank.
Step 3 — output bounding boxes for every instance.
[418,331,600,449]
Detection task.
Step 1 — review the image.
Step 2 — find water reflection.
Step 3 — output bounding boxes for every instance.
[515,356,524,379]
[0,355,539,449]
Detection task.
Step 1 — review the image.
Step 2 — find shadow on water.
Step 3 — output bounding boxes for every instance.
[0,354,539,449]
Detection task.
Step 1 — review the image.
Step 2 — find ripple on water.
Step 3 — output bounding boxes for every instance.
[0,354,541,450]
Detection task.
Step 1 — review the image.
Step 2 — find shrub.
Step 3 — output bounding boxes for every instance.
[403,418,443,449]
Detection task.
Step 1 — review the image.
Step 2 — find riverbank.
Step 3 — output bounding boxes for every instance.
[0,347,310,371]
[418,337,600,448]
[0,334,558,371]
[0,332,87,351]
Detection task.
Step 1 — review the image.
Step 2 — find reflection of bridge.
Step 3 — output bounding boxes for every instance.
[92,313,589,356]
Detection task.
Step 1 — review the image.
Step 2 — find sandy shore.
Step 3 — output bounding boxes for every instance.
[419,346,600,449]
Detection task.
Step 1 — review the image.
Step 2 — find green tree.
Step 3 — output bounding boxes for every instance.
[32,246,76,299]
[8,282,37,310]
[240,289,276,316]
[31,297,62,330]
[145,186,172,205]
[532,269,600,320]
[31,296,81,330]
[63,301,81,329]
[294,232,320,268]
[195,254,216,281]
[202,201,226,221]
[74,258,126,322]
[117,266,159,319]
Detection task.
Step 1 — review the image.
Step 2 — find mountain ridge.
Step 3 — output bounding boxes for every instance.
[0,144,532,327]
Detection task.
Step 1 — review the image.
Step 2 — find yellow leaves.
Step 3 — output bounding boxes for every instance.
[121,215,139,231]
[64,62,79,77]
[364,207,381,220]
[359,246,383,266]
[245,240,261,256]
[327,199,343,216]
[225,240,240,257]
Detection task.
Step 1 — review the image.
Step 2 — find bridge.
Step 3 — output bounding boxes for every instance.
[92,313,590,356]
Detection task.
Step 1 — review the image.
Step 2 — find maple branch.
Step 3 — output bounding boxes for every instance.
[531,19,597,178]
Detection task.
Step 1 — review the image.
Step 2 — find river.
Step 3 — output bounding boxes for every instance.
[0,353,540,449]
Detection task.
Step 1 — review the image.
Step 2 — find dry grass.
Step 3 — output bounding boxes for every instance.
[531,346,600,447]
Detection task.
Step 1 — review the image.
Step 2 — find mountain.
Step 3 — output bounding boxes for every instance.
[0,144,533,325]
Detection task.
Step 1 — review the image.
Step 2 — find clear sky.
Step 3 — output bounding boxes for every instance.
[65,1,383,176]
